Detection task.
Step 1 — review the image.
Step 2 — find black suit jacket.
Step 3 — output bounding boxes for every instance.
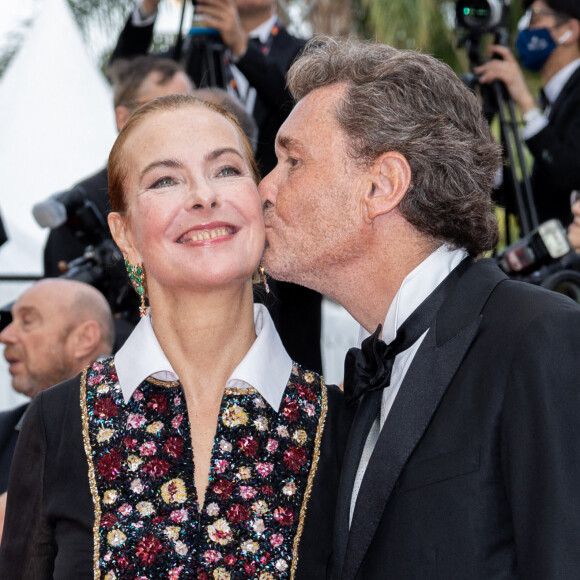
[526,66,580,226]
[0,403,28,494]
[334,259,580,579]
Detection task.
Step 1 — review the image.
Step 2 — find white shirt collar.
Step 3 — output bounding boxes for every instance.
[114,303,292,411]
[358,245,469,345]
[544,58,580,105]
[250,14,278,43]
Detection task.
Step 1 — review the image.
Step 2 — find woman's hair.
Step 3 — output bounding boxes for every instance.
[287,36,501,256]
[108,94,260,214]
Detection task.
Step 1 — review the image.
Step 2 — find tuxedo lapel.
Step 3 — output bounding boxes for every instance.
[333,390,382,577]
[340,259,507,580]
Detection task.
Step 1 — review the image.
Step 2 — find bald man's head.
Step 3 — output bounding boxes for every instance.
[0,279,114,398]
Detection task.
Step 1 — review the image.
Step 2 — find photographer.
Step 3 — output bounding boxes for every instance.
[112,0,306,177]
[475,0,580,227]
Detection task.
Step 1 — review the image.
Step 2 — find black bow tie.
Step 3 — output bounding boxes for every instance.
[343,324,405,405]
[343,257,473,406]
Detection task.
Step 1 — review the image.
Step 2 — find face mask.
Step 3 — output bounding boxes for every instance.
[516,27,557,72]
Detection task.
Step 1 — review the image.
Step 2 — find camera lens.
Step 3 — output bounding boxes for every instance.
[456,0,503,31]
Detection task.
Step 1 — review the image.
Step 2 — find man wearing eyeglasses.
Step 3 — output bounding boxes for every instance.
[476,0,580,228]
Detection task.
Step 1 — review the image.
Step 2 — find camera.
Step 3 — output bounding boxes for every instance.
[496,219,580,303]
[32,189,139,323]
[456,0,510,35]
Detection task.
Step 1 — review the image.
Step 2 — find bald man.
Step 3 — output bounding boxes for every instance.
[0,279,115,493]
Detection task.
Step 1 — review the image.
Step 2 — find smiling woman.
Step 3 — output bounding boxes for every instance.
[0,95,351,580]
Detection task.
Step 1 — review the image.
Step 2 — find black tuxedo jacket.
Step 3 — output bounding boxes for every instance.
[334,259,580,579]
[526,66,580,226]
[0,403,28,494]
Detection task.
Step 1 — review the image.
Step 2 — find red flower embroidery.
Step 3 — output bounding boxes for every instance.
[142,458,170,478]
[227,504,250,523]
[212,478,234,499]
[136,535,164,565]
[101,512,118,528]
[94,397,118,419]
[224,553,237,566]
[296,384,316,401]
[273,506,294,526]
[164,437,184,458]
[98,450,122,480]
[282,401,299,421]
[238,436,258,457]
[244,562,257,574]
[283,446,307,471]
[261,485,274,496]
[147,393,168,414]
[124,436,138,450]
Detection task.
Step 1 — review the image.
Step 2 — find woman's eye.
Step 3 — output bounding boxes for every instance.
[218,165,241,177]
[150,176,175,189]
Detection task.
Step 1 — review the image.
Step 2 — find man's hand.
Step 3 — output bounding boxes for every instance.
[195,0,249,58]
[474,45,537,114]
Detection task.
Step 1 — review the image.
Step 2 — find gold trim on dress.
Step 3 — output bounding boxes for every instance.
[146,376,180,388]
[79,366,102,579]
[289,377,329,579]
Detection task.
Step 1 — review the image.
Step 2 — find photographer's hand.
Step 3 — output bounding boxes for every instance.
[475,45,536,114]
[195,0,248,58]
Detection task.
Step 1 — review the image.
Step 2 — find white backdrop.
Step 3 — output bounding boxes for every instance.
[0,0,117,409]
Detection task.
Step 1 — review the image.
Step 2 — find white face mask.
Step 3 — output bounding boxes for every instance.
[559,29,573,44]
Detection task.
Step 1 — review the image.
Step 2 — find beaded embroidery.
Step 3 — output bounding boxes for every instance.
[81,358,327,579]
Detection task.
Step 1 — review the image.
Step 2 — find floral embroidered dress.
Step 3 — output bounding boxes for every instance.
[0,305,348,580]
[82,358,327,580]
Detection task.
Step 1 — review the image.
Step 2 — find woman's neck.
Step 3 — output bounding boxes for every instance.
[147,283,257,403]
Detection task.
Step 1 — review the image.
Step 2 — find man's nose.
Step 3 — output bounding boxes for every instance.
[258,170,278,210]
[0,321,15,345]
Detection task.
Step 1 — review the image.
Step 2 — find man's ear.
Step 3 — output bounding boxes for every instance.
[108,212,139,263]
[115,106,132,132]
[67,320,102,361]
[364,151,411,221]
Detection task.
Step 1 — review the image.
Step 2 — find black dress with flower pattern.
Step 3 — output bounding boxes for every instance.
[0,358,351,580]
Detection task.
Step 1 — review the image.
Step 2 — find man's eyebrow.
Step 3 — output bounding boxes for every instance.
[140,159,183,179]
[277,135,297,151]
[14,305,40,319]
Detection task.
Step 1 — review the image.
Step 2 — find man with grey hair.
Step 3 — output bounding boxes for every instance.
[259,37,580,579]
[0,279,115,494]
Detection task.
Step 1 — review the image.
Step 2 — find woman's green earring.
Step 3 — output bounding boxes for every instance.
[125,259,149,317]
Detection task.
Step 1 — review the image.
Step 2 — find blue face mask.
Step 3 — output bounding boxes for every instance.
[515,27,557,72]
